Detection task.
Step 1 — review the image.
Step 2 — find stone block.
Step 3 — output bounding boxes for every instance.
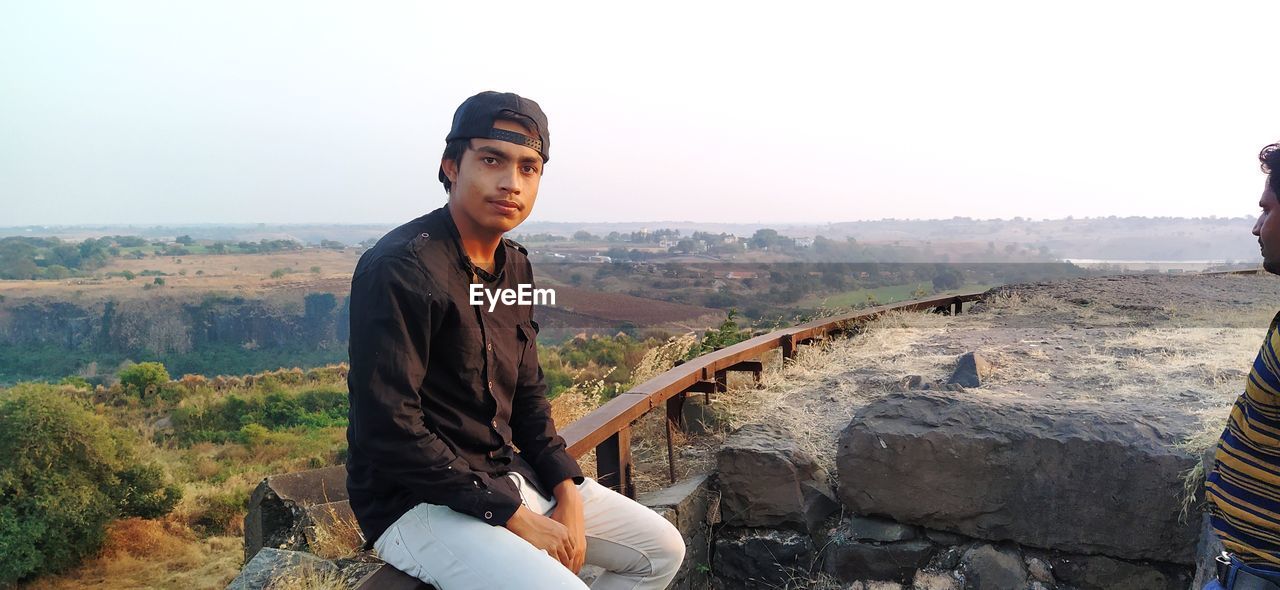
[718,423,838,535]
[712,527,813,590]
[837,392,1201,563]
[959,544,1026,590]
[225,547,337,590]
[244,464,351,560]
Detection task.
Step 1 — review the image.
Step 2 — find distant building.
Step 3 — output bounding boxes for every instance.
[587,255,612,263]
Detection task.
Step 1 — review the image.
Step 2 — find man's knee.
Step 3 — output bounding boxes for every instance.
[650,518,687,578]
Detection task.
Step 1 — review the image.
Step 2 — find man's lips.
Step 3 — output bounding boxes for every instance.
[488,200,521,215]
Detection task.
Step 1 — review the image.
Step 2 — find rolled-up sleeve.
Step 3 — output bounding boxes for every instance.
[348,254,522,525]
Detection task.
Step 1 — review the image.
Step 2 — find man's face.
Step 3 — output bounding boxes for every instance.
[441,119,543,237]
[1253,179,1280,275]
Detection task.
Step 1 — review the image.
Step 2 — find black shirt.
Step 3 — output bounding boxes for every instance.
[345,204,583,549]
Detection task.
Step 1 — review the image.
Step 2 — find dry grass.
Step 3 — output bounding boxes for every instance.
[25,522,242,590]
[308,505,366,560]
[712,310,957,474]
[262,562,349,590]
[0,250,361,301]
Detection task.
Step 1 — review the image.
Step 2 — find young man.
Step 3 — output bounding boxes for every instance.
[1204,141,1280,589]
[345,91,685,589]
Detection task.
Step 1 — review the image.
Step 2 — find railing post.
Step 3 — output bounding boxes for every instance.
[782,333,796,359]
[665,393,686,484]
[596,426,634,498]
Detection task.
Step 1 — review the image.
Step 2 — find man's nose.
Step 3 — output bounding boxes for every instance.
[497,165,522,195]
[1254,215,1264,236]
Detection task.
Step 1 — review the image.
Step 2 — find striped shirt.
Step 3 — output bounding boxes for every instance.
[1207,311,1280,568]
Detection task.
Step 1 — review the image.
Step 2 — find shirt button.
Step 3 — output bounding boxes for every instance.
[486,343,492,351]
[488,380,494,389]
[484,511,493,520]
[492,420,498,428]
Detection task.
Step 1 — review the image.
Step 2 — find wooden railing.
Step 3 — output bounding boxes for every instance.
[246,291,985,590]
[562,291,985,498]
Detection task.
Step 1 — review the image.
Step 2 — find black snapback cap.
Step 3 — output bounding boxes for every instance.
[438,91,550,184]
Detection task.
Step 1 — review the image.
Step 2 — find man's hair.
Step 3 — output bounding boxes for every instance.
[1261,142,1280,195]
[440,111,542,194]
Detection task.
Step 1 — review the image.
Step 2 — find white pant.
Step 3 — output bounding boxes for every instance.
[373,473,686,590]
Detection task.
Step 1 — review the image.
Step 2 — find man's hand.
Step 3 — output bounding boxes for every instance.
[504,505,575,569]
[550,479,586,573]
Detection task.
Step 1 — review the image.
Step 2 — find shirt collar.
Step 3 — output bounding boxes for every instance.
[440,204,506,283]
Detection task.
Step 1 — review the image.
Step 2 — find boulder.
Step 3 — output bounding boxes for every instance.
[244,464,352,560]
[836,392,1200,563]
[912,570,963,590]
[946,352,992,388]
[225,547,337,590]
[681,398,728,435]
[1024,555,1053,584]
[847,515,918,542]
[1049,554,1191,590]
[712,527,813,590]
[822,537,935,584]
[959,544,1026,590]
[717,423,838,534]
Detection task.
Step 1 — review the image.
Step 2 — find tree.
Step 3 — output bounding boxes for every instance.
[932,268,963,291]
[118,362,170,399]
[573,230,598,241]
[175,235,194,246]
[0,383,181,584]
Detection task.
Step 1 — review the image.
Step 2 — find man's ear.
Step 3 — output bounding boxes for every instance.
[441,157,459,185]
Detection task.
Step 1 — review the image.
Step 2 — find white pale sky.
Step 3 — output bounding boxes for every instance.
[2,1,1279,226]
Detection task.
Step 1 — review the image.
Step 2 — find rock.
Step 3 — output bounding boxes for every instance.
[1025,556,1053,584]
[1028,582,1051,590]
[1192,514,1225,590]
[959,544,1026,590]
[847,515,918,542]
[912,570,962,590]
[681,397,727,435]
[923,529,966,546]
[712,527,813,590]
[244,465,352,560]
[151,414,173,430]
[928,545,966,571]
[946,352,992,388]
[836,392,1201,564]
[225,547,337,590]
[822,537,935,584]
[1050,554,1192,590]
[859,582,905,590]
[717,423,838,534]
[638,474,712,590]
[900,375,924,391]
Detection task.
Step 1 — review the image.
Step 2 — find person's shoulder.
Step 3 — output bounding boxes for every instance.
[502,236,529,257]
[502,236,535,277]
[354,209,449,283]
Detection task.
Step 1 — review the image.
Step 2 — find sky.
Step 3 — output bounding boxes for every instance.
[2,1,1279,226]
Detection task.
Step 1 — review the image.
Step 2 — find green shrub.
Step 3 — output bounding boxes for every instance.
[118,362,170,400]
[0,383,181,584]
[170,386,349,445]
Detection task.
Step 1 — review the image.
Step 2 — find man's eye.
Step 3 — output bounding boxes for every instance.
[522,166,539,174]
[482,157,498,165]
